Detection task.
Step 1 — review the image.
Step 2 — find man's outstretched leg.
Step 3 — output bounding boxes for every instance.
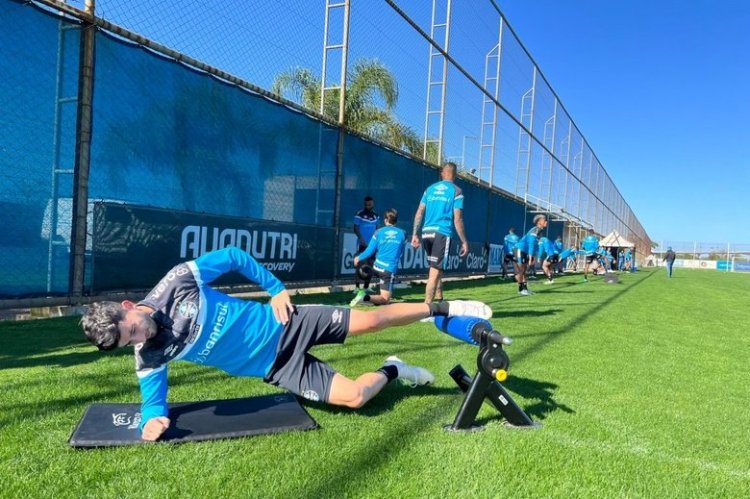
[328,356,434,408]
[348,300,491,334]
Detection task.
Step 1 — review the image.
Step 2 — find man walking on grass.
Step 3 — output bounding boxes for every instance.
[411,162,468,304]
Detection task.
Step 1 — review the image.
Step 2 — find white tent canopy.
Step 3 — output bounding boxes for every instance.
[600,231,635,248]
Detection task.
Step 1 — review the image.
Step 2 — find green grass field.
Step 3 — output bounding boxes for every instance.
[1,268,749,498]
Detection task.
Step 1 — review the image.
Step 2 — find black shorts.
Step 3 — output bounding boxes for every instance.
[585,254,597,264]
[263,305,350,403]
[513,248,529,265]
[422,232,450,269]
[503,253,515,264]
[545,254,560,264]
[373,266,396,292]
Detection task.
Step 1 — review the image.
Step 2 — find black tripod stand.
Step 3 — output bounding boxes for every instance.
[446,323,539,431]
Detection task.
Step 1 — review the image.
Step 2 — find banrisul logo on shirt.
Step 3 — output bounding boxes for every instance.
[177,300,198,319]
[195,303,229,364]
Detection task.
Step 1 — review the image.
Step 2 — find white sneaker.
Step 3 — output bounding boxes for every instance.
[519,289,531,296]
[544,279,553,285]
[446,300,492,319]
[349,289,366,307]
[384,356,434,387]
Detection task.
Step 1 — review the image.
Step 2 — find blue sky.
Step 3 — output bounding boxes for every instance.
[496,0,750,244]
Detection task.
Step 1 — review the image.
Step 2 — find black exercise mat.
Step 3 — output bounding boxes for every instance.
[69,393,317,448]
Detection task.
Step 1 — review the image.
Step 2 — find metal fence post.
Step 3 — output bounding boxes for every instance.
[69,0,96,300]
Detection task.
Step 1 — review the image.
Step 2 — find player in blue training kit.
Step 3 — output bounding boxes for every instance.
[559,247,577,272]
[623,248,633,271]
[512,214,548,295]
[353,196,379,290]
[581,230,600,282]
[541,236,560,285]
[80,247,493,441]
[351,208,406,306]
[553,236,565,274]
[411,162,468,304]
[502,227,520,279]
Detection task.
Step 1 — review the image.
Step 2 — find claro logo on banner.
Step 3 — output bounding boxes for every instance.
[339,233,487,275]
[340,232,430,275]
[180,226,298,273]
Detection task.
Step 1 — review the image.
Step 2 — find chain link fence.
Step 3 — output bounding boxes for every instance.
[2,0,660,301]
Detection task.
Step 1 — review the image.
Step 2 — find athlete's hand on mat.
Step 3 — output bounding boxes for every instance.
[411,235,420,248]
[459,241,469,257]
[271,290,294,325]
[142,416,170,441]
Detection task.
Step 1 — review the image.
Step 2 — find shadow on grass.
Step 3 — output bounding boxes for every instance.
[511,268,658,365]
[0,368,236,427]
[503,375,574,420]
[301,383,460,419]
[0,316,136,371]
[0,347,132,370]
[493,309,563,319]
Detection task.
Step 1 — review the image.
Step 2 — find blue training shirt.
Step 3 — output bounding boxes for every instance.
[358,226,406,274]
[503,232,519,254]
[559,248,575,260]
[419,180,464,237]
[354,209,379,244]
[582,235,600,256]
[542,237,559,257]
[134,247,286,429]
[514,226,542,255]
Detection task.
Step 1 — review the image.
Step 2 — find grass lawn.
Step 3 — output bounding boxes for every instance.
[1,268,749,498]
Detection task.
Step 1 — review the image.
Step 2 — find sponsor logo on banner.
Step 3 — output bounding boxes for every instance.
[733,261,750,272]
[340,233,360,275]
[180,226,298,273]
[488,244,503,274]
[400,244,428,272]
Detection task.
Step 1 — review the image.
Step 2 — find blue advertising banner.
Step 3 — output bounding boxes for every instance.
[338,232,488,277]
[716,261,731,271]
[92,203,336,292]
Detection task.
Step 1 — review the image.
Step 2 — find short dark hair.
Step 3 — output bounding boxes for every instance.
[364,196,374,203]
[80,301,124,351]
[384,208,398,224]
[509,227,515,233]
[442,162,457,173]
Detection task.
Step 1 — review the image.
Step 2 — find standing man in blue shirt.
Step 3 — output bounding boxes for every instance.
[80,247,492,441]
[351,208,406,306]
[411,162,468,304]
[353,196,379,290]
[502,227,519,279]
[581,230,600,282]
[513,214,548,296]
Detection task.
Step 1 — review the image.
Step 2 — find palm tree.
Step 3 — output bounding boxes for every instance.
[272,59,425,157]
